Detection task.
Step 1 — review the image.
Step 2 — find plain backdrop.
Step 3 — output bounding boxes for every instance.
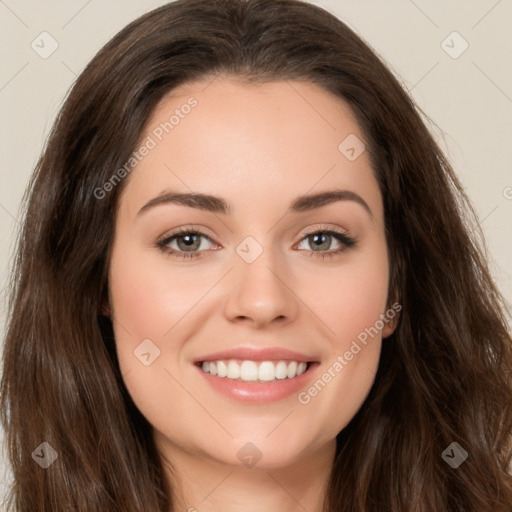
[1,0,511,498]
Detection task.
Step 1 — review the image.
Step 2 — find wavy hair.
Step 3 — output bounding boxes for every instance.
[1,0,511,510]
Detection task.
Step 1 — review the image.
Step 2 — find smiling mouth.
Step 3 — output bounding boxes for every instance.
[196,359,313,383]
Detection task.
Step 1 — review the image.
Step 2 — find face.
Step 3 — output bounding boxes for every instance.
[108,75,396,470]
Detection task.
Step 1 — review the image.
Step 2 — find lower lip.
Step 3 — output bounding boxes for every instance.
[194,362,320,403]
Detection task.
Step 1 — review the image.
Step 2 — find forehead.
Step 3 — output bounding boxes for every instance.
[118,76,382,221]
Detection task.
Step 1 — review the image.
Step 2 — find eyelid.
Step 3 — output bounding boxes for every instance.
[299,223,350,238]
[156,224,217,243]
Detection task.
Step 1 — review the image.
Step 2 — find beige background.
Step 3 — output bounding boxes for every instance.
[1,0,511,497]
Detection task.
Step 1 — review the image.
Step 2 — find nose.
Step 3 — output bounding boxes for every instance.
[223,246,299,328]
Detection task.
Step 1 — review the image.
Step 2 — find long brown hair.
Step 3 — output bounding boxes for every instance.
[1,0,511,510]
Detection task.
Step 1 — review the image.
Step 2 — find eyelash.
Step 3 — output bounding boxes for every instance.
[155,225,358,261]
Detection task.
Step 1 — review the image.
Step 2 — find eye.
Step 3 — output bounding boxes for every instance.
[156,226,357,261]
[296,228,357,259]
[156,229,218,260]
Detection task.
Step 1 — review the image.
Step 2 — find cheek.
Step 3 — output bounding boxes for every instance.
[108,246,206,345]
[296,238,389,434]
[305,238,390,345]
[107,245,200,428]
[326,268,388,343]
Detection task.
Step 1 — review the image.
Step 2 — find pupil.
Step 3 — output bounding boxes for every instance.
[179,234,199,250]
[311,233,329,250]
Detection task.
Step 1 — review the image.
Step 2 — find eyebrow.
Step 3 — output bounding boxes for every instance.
[137,189,373,219]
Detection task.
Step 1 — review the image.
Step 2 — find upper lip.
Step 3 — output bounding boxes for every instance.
[193,347,317,364]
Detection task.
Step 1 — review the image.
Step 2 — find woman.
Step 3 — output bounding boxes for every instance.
[1,0,511,510]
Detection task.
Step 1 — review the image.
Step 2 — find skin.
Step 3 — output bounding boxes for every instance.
[108,75,397,511]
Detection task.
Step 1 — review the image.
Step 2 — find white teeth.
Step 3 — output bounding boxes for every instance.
[240,361,258,381]
[297,362,307,375]
[275,361,288,379]
[287,361,297,378]
[216,360,227,377]
[200,359,310,381]
[258,361,275,381]
[227,360,241,379]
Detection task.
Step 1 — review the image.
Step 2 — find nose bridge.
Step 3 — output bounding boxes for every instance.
[224,234,298,326]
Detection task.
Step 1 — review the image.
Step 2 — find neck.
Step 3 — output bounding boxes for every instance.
[155,434,336,512]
